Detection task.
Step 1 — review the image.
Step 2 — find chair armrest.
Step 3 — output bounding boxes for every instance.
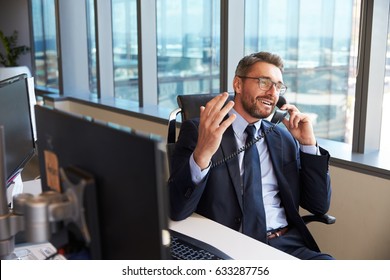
[302,214,336,225]
[167,108,182,144]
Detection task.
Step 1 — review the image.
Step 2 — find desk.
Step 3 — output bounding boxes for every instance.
[170,213,296,260]
[20,179,296,260]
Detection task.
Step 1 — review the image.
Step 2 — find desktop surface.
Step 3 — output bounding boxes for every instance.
[170,213,297,260]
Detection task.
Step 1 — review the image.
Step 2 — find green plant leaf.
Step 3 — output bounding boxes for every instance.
[0,30,30,67]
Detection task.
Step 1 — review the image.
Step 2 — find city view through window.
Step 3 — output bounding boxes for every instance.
[30,0,389,147]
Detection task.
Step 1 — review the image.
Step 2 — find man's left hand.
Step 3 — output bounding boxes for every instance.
[280,104,316,146]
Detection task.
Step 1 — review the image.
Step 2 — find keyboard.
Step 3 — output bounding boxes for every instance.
[170,230,233,260]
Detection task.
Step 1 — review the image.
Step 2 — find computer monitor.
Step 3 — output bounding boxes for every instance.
[0,74,35,187]
[34,105,170,259]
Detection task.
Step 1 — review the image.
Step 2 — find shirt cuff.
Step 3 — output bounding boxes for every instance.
[190,153,210,184]
[300,143,320,155]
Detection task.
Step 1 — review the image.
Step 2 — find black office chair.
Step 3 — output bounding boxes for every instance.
[166,93,336,226]
[167,93,233,165]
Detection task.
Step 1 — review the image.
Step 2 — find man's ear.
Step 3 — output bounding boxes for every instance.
[233,76,241,93]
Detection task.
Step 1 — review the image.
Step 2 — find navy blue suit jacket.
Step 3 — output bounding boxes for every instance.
[168,118,332,252]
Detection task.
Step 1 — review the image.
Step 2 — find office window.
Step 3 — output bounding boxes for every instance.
[156,0,221,109]
[381,22,390,152]
[86,0,97,94]
[111,0,139,101]
[245,0,359,143]
[31,0,59,90]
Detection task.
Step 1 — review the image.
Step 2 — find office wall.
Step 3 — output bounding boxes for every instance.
[0,0,32,70]
[51,99,390,260]
[304,166,390,260]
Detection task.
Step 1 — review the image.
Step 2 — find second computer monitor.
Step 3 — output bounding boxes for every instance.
[0,74,35,187]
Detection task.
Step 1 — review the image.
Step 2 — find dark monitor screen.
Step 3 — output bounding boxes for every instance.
[34,105,170,259]
[0,74,35,186]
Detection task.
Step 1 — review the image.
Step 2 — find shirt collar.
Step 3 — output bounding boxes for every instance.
[229,108,262,138]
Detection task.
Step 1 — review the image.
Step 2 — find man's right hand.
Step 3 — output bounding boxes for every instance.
[193,92,236,169]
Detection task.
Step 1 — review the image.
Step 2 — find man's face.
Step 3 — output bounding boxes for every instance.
[234,62,284,123]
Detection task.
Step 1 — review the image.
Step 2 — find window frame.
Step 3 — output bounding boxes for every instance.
[353,0,390,154]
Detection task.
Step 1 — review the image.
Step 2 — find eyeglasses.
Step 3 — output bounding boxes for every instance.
[238,76,287,95]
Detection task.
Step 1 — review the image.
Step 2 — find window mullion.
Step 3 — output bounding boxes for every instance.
[353,0,389,153]
[137,0,158,106]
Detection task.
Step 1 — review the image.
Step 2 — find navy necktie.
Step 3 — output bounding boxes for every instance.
[242,125,267,242]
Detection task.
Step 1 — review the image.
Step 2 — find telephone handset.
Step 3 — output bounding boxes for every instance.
[270,96,288,124]
[210,96,288,168]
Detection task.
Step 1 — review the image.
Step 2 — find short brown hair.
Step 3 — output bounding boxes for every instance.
[235,52,284,76]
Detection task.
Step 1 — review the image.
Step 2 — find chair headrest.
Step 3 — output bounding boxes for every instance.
[177,93,234,121]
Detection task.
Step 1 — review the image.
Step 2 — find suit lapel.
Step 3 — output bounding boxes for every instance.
[218,126,243,211]
[263,122,297,208]
[263,122,284,173]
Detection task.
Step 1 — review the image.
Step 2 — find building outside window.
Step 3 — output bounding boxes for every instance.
[111,0,139,101]
[245,0,359,144]
[156,0,221,109]
[30,0,390,150]
[86,0,97,94]
[31,0,59,90]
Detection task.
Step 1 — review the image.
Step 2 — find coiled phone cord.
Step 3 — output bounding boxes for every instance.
[210,123,278,169]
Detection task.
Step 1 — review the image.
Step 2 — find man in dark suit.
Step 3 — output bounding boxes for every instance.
[168,52,334,259]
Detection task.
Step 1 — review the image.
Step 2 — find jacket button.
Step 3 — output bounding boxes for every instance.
[234,217,241,224]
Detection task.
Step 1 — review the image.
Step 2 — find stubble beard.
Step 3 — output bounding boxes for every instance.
[241,96,273,120]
